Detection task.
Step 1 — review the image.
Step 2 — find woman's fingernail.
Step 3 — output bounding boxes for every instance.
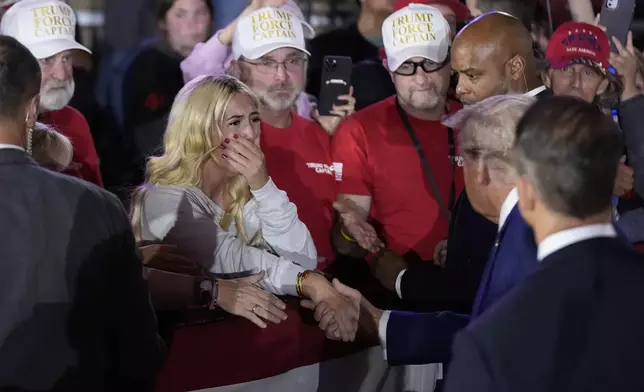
[224,138,230,143]
[282,314,288,320]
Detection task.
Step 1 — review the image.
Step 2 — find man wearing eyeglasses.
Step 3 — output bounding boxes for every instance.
[331,4,463,296]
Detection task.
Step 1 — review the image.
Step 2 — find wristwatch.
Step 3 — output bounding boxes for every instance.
[196,278,219,310]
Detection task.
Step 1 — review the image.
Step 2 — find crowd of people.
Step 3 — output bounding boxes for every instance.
[1,0,644,391]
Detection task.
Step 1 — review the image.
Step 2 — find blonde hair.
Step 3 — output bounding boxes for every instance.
[131,75,260,243]
[31,122,73,171]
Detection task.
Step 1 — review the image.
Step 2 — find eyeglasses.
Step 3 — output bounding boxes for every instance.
[241,57,307,74]
[394,54,450,76]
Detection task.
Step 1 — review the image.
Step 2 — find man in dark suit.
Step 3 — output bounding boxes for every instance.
[0,36,163,391]
[445,96,644,392]
[316,94,540,369]
[381,94,539,366]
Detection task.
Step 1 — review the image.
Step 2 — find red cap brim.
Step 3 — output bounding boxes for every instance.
[548,57,606,74]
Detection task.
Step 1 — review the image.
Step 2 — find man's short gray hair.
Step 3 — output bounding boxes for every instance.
[443,94,536,183]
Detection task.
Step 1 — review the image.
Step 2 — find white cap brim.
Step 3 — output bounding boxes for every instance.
[242,43,311,61]
[28,38,91,60]
[387,45,448,72]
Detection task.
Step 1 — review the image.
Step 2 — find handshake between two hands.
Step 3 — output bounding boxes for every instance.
[300,278,363,342]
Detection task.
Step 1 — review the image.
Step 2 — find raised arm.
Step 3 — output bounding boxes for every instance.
[180,30,233,83]
[180,0,287,83]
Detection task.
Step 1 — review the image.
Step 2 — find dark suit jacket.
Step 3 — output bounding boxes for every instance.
[445,236,644,392]
[386,204,538,366]
[399,191,496,313]
[472,205,538,317]
[0,149,163,391]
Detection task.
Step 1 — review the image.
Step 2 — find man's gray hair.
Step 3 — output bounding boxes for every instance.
[443,94,536,183]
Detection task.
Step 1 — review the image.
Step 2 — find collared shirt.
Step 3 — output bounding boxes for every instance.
[498,188,519,231]
[537,223,617,261]
[525,85,547,97]
[0,143,24,152]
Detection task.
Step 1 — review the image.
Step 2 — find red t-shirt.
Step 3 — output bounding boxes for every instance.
[41,106,103,187]
[331,96,464,261]
[260,114,336,267]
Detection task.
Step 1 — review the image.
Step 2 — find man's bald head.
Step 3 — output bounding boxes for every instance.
[455,12,533,61]
[451,12,536,105]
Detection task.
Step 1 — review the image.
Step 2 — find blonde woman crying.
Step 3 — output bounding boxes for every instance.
[130,75,359,339]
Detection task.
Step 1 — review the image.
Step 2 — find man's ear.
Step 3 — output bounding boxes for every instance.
[517,175,537,222]
[382,58,395,82]
[541,69,552,88]
[228,60,242,79]
[507,55,527,81]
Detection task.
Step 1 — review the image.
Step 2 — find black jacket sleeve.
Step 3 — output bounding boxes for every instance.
[400,191,496,313]
[619,94,644,198]
[104,192,165,391]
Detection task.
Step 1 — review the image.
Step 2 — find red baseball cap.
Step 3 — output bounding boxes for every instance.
[394,0,470,24]
[546,21,610,74]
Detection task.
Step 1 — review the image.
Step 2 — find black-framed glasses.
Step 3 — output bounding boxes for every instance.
[394,54,450,76]
[241,57,307,74]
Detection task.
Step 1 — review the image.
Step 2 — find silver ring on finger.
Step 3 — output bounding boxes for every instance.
[251,304,259,313]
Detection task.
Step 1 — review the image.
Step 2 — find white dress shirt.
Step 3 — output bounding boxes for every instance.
[537,223,617,261]
[498,187,519,231]
[525,85,547,97]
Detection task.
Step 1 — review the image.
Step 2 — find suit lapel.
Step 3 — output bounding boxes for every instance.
[472,206,519,316]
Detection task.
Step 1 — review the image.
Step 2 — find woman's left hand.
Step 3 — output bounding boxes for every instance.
[313,87,356,136]
[222,136,269,190]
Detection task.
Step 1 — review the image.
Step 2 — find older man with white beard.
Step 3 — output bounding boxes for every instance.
[1,0,102,186]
